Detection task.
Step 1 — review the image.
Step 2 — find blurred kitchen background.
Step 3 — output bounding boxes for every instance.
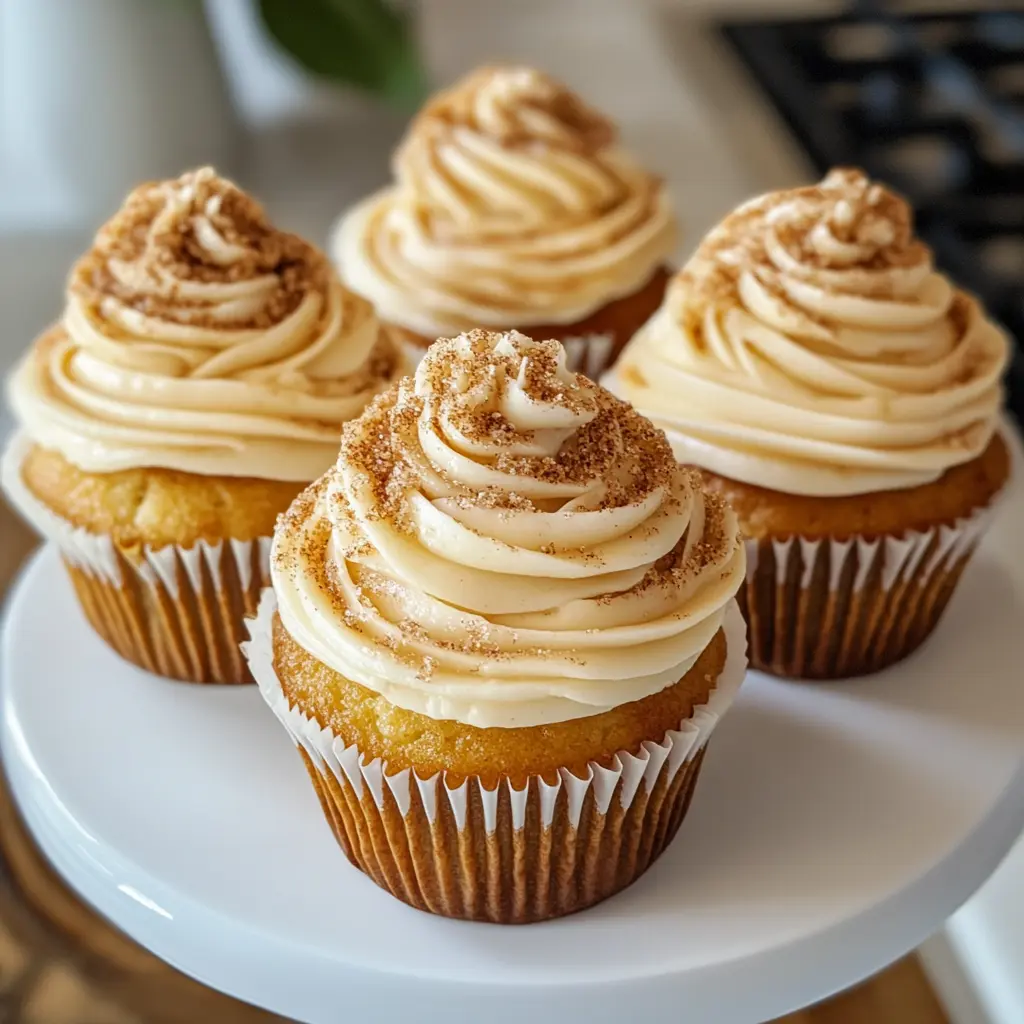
[1,1,1023,1022]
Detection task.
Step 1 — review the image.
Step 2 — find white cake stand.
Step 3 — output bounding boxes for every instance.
[4,463,1024,1024]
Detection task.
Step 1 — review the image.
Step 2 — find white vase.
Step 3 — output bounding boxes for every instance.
[0,0,238,228]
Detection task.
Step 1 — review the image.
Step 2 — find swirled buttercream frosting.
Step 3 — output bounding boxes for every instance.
[272,329,744,728]
[610,169,1009,496]
[9,167,404,481]
[332,66,676,337]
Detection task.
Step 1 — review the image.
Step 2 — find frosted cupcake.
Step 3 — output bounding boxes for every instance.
[2,168,405,684]
[245,330,746,923]
[609,169,1010,679]
[331,66,677,377]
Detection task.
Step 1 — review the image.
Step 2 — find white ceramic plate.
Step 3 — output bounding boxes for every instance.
[3,436,1024,1024]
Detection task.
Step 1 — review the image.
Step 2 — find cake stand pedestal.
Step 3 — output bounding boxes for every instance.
[4,495,1024,1024]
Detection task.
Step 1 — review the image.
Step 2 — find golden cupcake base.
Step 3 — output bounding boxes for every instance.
[1,437,289,685]
[245,591,747,924]
[701,434,1011,680]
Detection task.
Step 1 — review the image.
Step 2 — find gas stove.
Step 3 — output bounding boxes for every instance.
[720,6,1024,426]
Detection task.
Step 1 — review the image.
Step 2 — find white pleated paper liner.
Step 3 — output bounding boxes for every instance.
[741,496,1001,679]
[246,590,747,829]
[2,432,271,684]
[560,331,617,379]
[244,591,747,921]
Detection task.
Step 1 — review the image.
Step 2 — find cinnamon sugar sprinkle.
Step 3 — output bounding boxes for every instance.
[69,167,330,330]
[676,167,932,330]
[404,66,616,155]
[273,329,734,671]
[336,330,677,529]
[389,67,664,250]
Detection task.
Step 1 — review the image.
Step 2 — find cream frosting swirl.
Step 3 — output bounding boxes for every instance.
[272,330,744,728]
[610,169,1010,496]
[9,168,404,481]
[332,66,677,337]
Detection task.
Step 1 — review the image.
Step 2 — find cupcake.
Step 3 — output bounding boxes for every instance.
[609,169,1010,679]
[2,168,405,684]
[331,66,677,377]
[245,330,746,923]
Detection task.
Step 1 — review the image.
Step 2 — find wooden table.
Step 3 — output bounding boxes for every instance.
[0,499,949,1024]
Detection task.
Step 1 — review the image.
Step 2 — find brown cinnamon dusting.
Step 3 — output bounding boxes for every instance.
[598,485,731,605]
[387,66,665,256]
[675,167,931,334]
[273,477,331,577]
[337,330,677,531]
[69,167,329,329]
[406,66,615,155]
[275,330,738,677]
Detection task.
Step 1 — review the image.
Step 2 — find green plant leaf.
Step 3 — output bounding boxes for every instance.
[257,0,428,109]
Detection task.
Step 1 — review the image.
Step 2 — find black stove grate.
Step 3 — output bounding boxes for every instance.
[719,7,1024,426]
